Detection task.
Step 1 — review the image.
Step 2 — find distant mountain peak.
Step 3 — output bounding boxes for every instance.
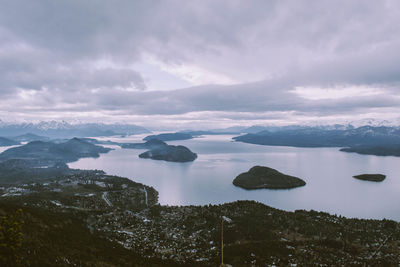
[0,120,150,137]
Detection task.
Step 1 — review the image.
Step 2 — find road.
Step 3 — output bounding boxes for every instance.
[102,191,113,207]
[143,187,148,207]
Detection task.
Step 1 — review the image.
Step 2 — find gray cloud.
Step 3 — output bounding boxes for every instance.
[1,0,400,127]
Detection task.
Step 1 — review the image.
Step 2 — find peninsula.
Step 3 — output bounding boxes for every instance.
[0,138,111,167]
[340,144,400,157]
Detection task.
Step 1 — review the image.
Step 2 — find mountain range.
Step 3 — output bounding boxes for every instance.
[0,120,150,137]
[233,126,400,150]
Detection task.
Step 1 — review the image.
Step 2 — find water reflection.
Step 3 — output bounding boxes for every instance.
[69,135,400,221]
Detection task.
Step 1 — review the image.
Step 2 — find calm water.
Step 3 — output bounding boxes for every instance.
[68,134,400,221]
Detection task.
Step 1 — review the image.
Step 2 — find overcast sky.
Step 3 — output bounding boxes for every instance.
[1,0,400,129]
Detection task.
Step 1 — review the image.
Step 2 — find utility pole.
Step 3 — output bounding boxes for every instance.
[220,216,231,267]
[220,218,224,267]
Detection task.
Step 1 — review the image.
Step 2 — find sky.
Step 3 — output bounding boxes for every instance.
[1,0,400,129]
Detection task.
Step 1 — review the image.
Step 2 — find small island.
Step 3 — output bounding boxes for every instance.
[120,139,167,149]
[143,132,193,142]
[233,166,306,190]
[139,145,197,162]
[353,174,386,182]
[121,139,197,162]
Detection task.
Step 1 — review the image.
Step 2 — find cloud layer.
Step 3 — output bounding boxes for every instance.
[0,0,400,128]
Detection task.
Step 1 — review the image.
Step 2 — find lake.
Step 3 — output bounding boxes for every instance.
[69,134,400,221]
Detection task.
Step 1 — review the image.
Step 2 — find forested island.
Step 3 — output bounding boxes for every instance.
[121,139,197,162]
[353,174,386,182]
[120,139,167,149]
[233,166,306,189]
[139,145,197,162]
[143,132,193,141]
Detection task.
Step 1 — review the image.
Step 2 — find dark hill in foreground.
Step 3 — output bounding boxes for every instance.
[1,172,399,266]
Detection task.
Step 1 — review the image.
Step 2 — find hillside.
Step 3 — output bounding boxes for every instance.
[0,137,20,146]
[11,133,50,142]
[340,144,400,157]
[233,126,400,148]
[1,176,399,266]
[120,139,168,149]
[143,132,193,141]
[0,138,111,167]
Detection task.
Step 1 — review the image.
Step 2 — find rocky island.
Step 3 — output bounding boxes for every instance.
[233,166,306,189]
[353,174,386,182]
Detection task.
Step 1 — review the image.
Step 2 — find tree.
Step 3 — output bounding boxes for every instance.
[0,209,24,266]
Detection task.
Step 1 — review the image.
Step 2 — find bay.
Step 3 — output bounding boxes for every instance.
[69,134,400,221]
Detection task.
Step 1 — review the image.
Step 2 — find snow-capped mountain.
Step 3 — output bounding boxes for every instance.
[346,118,400,127]
[36,120,71,130]
[0,120,150,137]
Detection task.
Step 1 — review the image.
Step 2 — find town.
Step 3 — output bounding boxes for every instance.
[1,172,399,266]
